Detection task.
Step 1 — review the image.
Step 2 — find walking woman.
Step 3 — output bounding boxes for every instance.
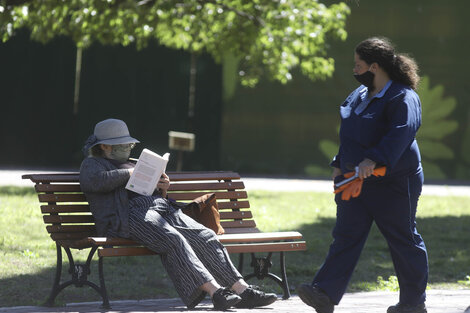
[298,37,428,313]
[80,118,277,310]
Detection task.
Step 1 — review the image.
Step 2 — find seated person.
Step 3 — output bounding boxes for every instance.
[79,118,277,310]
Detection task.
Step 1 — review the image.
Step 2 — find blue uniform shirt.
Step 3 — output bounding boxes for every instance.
[331,81,422,178]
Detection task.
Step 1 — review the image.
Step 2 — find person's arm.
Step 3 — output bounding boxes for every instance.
[362,91,421,175]
[332,167,342,180]
[79,158,131,193]
[330,145,343,180]
[156,173,170,198]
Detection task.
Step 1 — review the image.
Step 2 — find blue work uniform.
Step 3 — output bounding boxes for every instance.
[312,81,429,306]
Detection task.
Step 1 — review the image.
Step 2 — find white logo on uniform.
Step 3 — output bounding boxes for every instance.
[362,113,375,119]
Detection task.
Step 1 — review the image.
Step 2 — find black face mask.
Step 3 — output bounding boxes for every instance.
[354,71,375,90]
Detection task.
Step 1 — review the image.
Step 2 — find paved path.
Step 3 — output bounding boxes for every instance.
[2,169,470,197]
[1,290,469,313]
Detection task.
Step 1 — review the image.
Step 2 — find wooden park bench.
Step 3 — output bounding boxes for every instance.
[22,171,307,309]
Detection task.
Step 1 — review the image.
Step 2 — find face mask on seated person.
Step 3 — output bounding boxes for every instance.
[109,144,134,163]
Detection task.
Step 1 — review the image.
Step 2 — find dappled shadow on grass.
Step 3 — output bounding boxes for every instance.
[1,215,469,308]
[286,214,470,292]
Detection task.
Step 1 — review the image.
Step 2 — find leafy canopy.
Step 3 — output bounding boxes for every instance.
[0,0,350,86]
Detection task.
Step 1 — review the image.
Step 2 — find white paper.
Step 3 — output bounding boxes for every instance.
[125,149,170,196]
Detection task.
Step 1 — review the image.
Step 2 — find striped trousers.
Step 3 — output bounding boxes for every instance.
[128,196,242,306]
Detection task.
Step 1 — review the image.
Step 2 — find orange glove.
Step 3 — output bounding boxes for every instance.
[333,171,357,194]
[339,179,363,200]
[334,167,387,201]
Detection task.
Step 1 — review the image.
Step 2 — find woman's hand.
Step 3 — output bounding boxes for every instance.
[357,158,376,179]
[332,167,342,180]
[157,173,170,198]
[128,168,134,176]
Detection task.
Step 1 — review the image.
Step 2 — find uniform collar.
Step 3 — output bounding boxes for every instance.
[360,80,393,101]
[354,80,393,115]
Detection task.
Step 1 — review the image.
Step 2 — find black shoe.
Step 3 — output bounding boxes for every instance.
[387,302,427,313]
[297,284,334,313]
[212,287,242,310]
[234,285,277,308]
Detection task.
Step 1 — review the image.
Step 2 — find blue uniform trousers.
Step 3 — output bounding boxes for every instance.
[313,170,428,306]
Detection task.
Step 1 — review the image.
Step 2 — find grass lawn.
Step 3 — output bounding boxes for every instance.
[0,186,469,307]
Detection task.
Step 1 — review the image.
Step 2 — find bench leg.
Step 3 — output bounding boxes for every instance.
[279,252,291,299]
[43,243,64,307]
[242,252,291,300]
[43,244,111,309]
[237,253,245,274]
[98,256,111,309]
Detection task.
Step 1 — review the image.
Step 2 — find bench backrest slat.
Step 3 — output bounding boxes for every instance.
[23,173,81,183]
[41,204,90,213]
[218,201,250,209]
[38,193,87,203]
[35,184,82,192]
[220,211,253,219]
[35,181,246,193]
[46,225,96,233]
[222,220,256,228]
[167,172,241,181]
[25,171,258,247]
[169,191,247,201]
[43,215,95,224]
[168,181,245,191]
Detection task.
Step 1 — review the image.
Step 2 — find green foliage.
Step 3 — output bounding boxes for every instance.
[417,76,458,179]
[304,164,331,177]
[0,0,350,86]
[376,275,399,291]
[305,136,338,178]
[318,139,338,161]
[456,98,470,179]
[457,275,470,286]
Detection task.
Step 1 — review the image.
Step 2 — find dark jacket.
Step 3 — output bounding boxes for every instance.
[332,81,422,178]
[79,157,131,237]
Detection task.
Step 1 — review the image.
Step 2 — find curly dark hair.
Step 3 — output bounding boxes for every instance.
[90,145,105,157]
[355,37,420,90]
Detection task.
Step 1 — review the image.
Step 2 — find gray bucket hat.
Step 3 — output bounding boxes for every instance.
[83,118,140,154]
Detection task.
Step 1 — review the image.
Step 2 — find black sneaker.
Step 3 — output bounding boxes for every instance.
[387,302,427,313]
[212,287,242,310]
[234,285,277,308]
[297,284,334,313]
